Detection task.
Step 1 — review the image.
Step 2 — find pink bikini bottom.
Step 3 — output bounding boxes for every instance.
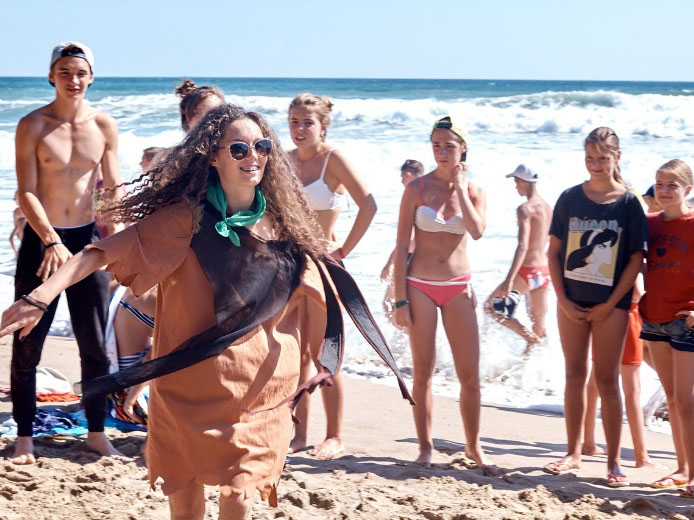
[406,274,472,307]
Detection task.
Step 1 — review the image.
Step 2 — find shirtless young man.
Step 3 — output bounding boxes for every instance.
[484,165,552,354]
[11,42,123,464]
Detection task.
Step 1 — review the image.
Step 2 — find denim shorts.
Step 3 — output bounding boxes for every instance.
[640,317,694,353]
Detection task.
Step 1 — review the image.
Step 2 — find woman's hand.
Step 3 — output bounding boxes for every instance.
[380,262,393,282]
[675,309,694,328]
[587,302,615,322]
[454,162,469,191]
[394,304,412,328]
[558,296,589,324]
[0,299,45,339]
[123,392,144,424]
[326,239,343,261]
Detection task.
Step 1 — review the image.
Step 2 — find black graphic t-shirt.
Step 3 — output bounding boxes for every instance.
[549,184,648,310]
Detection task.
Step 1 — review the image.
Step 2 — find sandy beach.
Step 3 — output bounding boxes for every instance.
[0,335,691,520]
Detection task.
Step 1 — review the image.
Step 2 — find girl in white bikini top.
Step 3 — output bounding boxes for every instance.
[302,150,346,211]
[414,178,467,234]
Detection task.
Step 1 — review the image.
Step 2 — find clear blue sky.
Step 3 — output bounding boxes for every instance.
[2,0,692,81]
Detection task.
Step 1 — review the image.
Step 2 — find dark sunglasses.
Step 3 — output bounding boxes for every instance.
[216,139,272,160]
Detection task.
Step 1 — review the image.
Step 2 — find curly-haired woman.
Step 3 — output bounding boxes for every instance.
[0,104,410,519]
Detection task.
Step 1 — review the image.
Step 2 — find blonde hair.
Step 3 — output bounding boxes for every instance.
[289,93,334,141]
[657,159,693,188]
[584,127,623,184]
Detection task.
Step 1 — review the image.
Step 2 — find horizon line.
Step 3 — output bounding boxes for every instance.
[1,76,694,84]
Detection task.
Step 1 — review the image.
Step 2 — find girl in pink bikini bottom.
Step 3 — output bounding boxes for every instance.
[406,273,472,307]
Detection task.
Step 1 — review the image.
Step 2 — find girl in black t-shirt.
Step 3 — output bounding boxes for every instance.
[545,127,647,487]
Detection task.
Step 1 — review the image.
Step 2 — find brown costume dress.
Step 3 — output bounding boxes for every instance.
[85,202,327,503]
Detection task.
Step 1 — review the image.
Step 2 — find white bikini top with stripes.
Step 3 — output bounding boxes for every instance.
[302,150,347,211]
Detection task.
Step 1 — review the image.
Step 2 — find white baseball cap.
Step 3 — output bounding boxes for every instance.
[505,164,538,182]
[50,41,94,72]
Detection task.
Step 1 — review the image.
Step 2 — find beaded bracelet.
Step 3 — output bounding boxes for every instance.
[394,300,410,308]
[21,294,49,313]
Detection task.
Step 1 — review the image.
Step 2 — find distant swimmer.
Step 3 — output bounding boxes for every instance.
[484,165,552,355]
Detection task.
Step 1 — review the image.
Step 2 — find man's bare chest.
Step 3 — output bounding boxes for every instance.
[37,121,105,174]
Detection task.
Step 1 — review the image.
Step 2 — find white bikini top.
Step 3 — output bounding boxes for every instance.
[302,150,346,211]
[415,206,466,235]
[414,178,467,235]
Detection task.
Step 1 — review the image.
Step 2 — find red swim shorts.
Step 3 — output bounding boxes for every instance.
[621,302,643,366]
[517,265,551,291]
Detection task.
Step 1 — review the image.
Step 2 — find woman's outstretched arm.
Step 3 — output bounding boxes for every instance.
[0,248,108,339]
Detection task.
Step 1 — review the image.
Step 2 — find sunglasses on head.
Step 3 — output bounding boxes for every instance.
[216,139,272,160]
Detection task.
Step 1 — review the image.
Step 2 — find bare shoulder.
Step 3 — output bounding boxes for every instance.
[402,175,422,204]
[326,148,349,169]
[17,107,51,136]
[468,180,485,198]
[517,201,532,219]
[93,109,118,132]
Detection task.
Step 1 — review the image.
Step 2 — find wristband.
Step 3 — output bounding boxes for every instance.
[44,241,63,248]
[338,247,346,259]
[394,299,409,308]
[21,294,49,313]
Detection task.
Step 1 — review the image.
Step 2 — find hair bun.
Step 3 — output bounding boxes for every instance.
[322,96,334,112]
[175,79,197,99]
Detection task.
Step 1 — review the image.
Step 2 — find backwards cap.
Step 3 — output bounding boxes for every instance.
[50,41,94,72]
[431,116,468,145]
[506,164,538,183]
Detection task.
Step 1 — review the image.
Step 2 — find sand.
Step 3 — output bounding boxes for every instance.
[0,335,692,520]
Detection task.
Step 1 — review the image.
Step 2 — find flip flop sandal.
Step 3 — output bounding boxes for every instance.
[607,472,630,488]
[543,461,579,475]
[650,476,688,489]
[680,485,694,499]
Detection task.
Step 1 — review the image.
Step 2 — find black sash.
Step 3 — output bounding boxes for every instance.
[78,202,414,407]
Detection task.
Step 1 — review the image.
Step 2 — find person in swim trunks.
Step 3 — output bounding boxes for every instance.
[484,164,552,355]
[392,116,495,471]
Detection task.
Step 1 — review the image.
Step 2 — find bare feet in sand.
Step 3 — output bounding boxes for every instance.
[582,444,607,456]
[287,436,308,455]
[414,448,432,467]
[12,436,36,465]
[635,457,655,468]
[86,432,123,457]
[308,437,344,460]
[465,447,501,476]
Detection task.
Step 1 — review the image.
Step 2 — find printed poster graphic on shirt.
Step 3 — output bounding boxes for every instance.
[564,217,622,287]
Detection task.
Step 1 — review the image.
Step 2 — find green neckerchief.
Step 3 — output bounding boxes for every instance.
[205,179,266,247]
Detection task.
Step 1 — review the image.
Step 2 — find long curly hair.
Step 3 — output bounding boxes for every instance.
[101,104,327,257]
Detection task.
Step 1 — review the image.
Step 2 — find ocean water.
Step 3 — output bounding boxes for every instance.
[1,77,693,418]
